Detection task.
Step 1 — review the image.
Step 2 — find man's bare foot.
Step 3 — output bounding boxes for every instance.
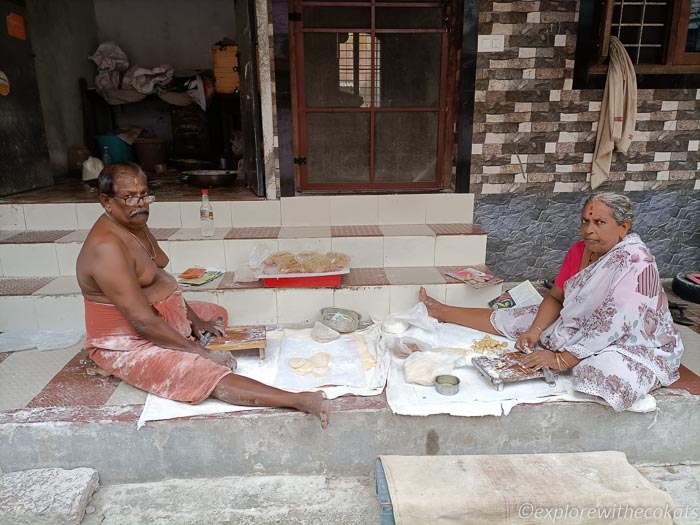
[300,391,331,429]
[419,286,444,320]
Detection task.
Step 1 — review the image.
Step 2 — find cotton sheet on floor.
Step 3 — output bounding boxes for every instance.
[138,325,388,428]
[379,452,674,525]
[384,323,656,417]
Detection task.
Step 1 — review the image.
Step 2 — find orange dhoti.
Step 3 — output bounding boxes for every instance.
[84,289,232,403]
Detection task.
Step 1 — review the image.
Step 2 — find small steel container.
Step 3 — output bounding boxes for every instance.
[434,374,460,396]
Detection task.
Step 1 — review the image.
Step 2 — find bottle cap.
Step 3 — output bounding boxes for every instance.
[201,189,209,195]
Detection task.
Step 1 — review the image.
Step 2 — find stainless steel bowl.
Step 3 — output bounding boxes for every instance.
[183,170,238,187]
[434,374,460,396]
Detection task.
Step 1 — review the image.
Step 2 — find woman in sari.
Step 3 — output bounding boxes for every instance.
[420,193,684,411]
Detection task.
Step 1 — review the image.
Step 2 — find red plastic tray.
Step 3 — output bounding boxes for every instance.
[262,274,342,288]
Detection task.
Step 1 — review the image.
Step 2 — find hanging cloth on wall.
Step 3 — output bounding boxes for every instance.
[591,36,637,189]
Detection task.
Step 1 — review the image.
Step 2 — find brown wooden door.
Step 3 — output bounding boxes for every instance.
[291,0,456,191]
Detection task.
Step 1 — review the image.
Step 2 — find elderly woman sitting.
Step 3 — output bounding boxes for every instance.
[420,193,684,411]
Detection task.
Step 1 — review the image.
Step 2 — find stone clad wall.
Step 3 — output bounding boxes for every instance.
[472,0,700,195]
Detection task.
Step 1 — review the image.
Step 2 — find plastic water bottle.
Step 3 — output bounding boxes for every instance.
[101,146,113,166]
[200,189,214,237]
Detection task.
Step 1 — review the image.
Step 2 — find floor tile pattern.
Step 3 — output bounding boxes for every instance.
[0,277,55,295]
[340,268,389,287]
[428,223,485,235]
[150,228,181,240]
[225,227,281,239]
[331,225,383,237]
[0,230,74,244]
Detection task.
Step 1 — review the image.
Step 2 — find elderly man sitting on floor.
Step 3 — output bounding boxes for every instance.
[76,163,329,427]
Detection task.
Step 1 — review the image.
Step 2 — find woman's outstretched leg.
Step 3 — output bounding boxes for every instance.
[211,373,330,429]
[419,287,500,335]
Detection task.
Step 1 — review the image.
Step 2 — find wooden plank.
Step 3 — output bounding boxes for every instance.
[205,325,267,352]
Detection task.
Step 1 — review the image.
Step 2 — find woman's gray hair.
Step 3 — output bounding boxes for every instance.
[583,193,634,227]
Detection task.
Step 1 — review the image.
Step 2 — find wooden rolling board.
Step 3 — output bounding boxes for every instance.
[205,326,266,358]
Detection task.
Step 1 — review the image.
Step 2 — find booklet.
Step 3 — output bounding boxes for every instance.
[488,280,543,309]
[177,268,224,287]
[446,267,503,289]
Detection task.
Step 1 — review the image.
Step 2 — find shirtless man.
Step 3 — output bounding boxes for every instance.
[77,163,329,428]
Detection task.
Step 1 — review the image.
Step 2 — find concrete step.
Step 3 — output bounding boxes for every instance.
[2,389,699,486]
[81,466,700,525]
[0,267,501,330]
[0,194,475,231]
[0,223,488,276]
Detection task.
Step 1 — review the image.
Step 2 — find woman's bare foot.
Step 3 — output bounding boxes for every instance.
[300,391,331,429]
[419,286,445,320]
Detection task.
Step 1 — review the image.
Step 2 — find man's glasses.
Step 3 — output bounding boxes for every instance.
[109,193,156,207]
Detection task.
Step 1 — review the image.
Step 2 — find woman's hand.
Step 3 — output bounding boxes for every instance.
[521,349,559,371]
[515,328,540,352]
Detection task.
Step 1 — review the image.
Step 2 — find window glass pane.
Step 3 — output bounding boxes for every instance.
[304,33,370,107]
[687,0,700,52]
[307,113,370,183]
[375,7,443,29]
[374,112,438,183]
[375,33,441,107]
[302,7,370,29]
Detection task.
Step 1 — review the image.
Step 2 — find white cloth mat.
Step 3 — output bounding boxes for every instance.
[384,322,656,417]
[0,329,84,352]
[138,325,389,428]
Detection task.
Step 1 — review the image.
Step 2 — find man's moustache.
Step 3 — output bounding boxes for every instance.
[130,208,149,217]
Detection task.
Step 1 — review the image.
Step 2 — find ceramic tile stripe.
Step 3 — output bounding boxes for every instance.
[219,272,265,289]
[428,224,486,235]
[0,344,81,411]
[225,227,281,239]
[150,228,181,240]
[0,352,11,366]
[330,225,383,237]
[0,231,25,242]
[340,267,389,287]
[26,349,122,409]
[0,230,74,244]
[0,277,55,295]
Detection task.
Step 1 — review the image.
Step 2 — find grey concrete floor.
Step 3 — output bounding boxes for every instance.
[82,465,700,525]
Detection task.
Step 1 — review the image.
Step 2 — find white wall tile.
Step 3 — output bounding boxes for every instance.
[147,202,181,228]
[224,239,279,270]
[434,235,488,266]
[0,204,26,230]
[331,237,383,267]
[76,203,104,229]
[424,194,475,224]
[330,195,379,225]
[281,196,332,226]
[180,202,232,228]
[377,195,427,224]
[168,240,226,273]
[390,284,445,313]
[276,288,334,325]
[33,276,81,296]
[182,290,220,306]
[0,296,38,330]
[0,244,60,276]
[56,242,83,276]
[24,204,78,230]
[383,236,435,267]
[277,238,332,254]
[34,295,85,329]
[445,282,502,308]
[218,289,278,326]
[231,200,281,227]
[333,286,391,321]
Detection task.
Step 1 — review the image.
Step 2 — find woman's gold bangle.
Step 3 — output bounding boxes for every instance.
[532,325,543,334]
[555,353,563,371]
[559,353,573,369]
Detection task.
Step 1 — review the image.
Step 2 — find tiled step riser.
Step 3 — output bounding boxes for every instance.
[0,235,488,276]
[0,194,475,231]
[0,284,501,331]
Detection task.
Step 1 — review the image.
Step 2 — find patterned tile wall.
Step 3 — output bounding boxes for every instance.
[475,190,700,280]
[471,0,700,194]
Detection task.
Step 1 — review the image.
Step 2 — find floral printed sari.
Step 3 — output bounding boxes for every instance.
[491,233,683,411]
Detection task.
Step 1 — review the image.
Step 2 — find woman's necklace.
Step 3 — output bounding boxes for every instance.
[104,212,156,260]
